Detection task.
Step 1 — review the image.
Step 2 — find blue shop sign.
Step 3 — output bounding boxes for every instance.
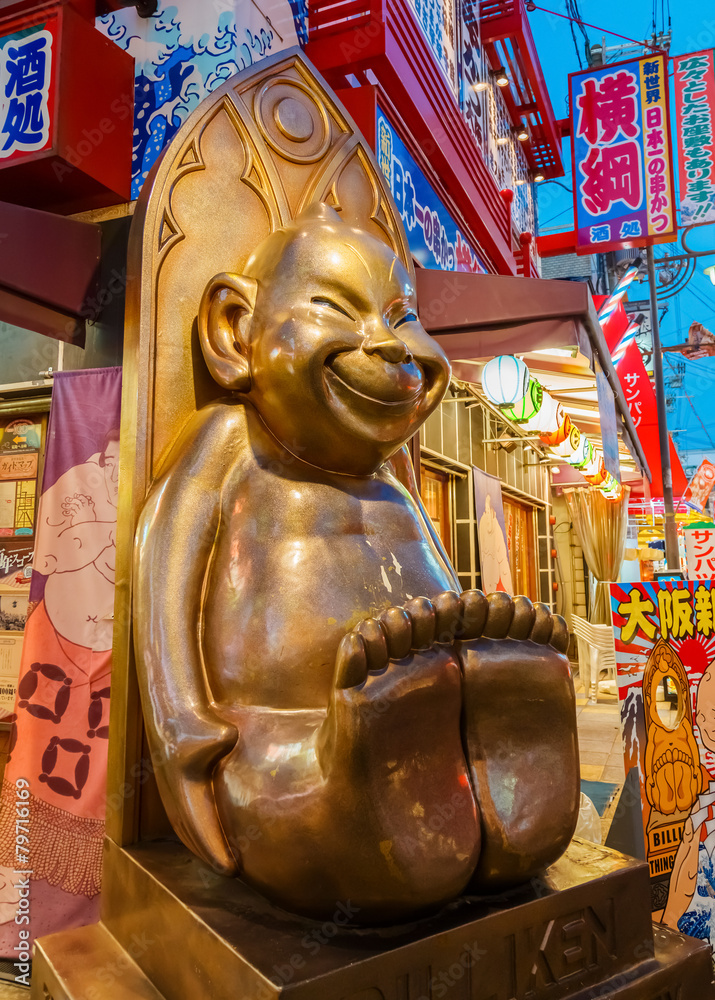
[377,109,486,273]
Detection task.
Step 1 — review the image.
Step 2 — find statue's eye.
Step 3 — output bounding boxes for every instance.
[311,296,353,320]
[394,312,417,329]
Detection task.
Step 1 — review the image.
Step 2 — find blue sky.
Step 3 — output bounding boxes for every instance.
[530,0,715,466]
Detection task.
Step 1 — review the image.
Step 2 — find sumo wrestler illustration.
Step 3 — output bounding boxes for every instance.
[130,53,579,924]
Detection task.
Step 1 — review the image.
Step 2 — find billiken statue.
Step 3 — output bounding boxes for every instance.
[133,202,579,924]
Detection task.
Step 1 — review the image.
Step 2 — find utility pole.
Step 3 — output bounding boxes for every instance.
[646,244,680,570]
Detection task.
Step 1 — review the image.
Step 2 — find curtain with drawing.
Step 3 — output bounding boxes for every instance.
[565,485,631,625]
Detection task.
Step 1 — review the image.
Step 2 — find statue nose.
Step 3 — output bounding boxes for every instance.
[363,325,412,364]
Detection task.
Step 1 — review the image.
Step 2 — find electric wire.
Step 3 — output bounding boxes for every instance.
[664,356,715,449]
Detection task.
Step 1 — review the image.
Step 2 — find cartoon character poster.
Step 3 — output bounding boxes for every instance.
[0,368,121,955]
[611,580,715,949]
[473,467,513,595]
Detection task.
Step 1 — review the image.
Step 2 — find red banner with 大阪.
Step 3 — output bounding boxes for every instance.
[673,50,715,227]
[570,53,677,253]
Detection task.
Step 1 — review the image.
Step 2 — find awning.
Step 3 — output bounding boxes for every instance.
[416,269,651,482]
[0,201,101,347]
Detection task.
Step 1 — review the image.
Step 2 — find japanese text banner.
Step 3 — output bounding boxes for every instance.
[673,50,715,226]
[570,53,676,253]
[611,580,715,946]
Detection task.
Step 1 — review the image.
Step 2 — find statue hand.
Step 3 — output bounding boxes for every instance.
[154,710,240,876]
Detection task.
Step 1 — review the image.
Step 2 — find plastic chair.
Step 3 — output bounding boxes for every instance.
[571,614,617,704]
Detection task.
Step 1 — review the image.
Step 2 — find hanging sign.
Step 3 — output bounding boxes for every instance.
[684,527,715,579]
[376,108,487,273]
[0,14,58,162]
[570,53,677,253]
[683,459,715,513]
[673,50,715,226]
[611,580,715,949]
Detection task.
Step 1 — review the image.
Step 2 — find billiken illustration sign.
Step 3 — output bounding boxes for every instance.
[570,53,677,253]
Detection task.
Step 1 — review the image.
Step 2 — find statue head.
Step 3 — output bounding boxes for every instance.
[198,203,450,475]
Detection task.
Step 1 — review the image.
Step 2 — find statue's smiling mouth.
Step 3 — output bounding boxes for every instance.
[324,363,421,409]
[323,358,423,418]
[324,350,423,410]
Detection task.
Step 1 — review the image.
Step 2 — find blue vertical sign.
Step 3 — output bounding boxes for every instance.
[377,108,487,273]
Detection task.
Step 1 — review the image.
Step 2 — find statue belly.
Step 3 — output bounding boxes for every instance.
[203,529,456,710]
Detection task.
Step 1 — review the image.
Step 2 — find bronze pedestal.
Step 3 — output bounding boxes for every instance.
[33,837,714,1000]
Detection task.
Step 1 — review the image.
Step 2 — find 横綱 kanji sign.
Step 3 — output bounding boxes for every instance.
[570,53,676,252]
[0,19,57,162]
[673,50,715,227]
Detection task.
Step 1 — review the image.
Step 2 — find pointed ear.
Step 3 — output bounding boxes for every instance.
[198,272,258,392]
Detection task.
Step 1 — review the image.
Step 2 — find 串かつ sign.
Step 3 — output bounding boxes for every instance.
[376,109,487,273]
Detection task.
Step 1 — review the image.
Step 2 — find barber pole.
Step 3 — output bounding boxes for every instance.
[612,319,643,367]
[598,265,641,327]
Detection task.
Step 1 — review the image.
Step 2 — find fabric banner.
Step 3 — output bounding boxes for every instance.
[473,466,513,595]
[0,368,121,966]
[673,50,715,227]
[683,459,715,513]
[618,340,688,497]
[611,580,715,949]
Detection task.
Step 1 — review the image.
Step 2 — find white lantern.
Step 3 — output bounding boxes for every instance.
[522,391,560,433]
[481,356,530,407]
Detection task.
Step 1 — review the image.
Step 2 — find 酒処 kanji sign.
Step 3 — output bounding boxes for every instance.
[0,16,58,163]
[673,50,715,226]
[0,3,133,214]
[570,53,677,253]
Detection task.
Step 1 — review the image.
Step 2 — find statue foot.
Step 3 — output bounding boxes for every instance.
[458,592,580,890]
[317,595,480,913]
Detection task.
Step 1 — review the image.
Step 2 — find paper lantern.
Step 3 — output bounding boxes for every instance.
[540,408,569,447]
[481,356,530,407]
[553,423,581,458]
[503,378,543,423]
[584,459,608,486]
[572,439,595,471]
[522,392,560,433]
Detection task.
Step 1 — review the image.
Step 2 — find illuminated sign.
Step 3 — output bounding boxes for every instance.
[377,109,486,273]
[673,50,715,226]
[0,17,57,162]
[570,53,676,252]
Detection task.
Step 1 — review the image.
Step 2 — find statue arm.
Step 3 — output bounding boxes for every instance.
[133,403,243,875]
[387,444,459,589]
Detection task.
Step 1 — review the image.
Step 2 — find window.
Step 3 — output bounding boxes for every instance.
[421,465,453,559]
[502,495,538,601]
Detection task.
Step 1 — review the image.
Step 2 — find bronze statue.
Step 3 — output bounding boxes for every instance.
[133,199,579,923]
